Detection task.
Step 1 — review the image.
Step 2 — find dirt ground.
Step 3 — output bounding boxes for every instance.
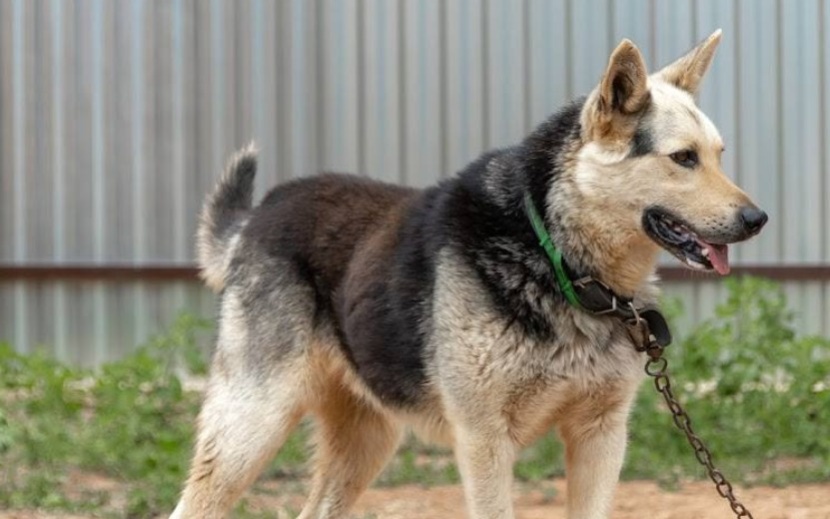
[356,481,830,519]
[2,479,829,519]
[310,480,830,519]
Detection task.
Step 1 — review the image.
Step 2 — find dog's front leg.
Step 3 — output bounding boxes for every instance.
[558,387,637,519]
[562,421,627,519]
[453,425,516,519]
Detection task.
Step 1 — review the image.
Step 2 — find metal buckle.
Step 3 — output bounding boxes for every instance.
[626,302,664,357]
[626,303,650,351]
[625,301,641,326]
[572,276,594,288]
[573,276,621,316]
[592,296,619,315]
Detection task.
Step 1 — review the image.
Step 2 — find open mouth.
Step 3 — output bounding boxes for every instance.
[643,208,730,275]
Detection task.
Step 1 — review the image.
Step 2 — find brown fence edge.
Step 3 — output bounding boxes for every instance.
[657,265,830,282]
[1,264,829,282]
[0,265,200,282]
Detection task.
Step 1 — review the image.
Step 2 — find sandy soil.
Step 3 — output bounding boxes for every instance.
[304,480,830,519]
[3,478,828,519]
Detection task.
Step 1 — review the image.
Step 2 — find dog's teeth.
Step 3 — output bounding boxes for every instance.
[701,247,710,257]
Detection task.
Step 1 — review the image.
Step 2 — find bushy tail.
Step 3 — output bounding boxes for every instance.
[196,143,257,292]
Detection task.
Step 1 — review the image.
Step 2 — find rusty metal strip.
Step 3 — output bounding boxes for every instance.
[0,265,200,281]
[1,264,829,282]
[657,265,830,282]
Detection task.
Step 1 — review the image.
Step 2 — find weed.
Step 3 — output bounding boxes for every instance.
[625,276,830,485]
[376,438,459,487]
[0,312,211,517]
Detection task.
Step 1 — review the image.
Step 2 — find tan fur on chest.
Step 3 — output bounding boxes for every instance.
[430,251,645,444]
[504,377,638,448]
[431,250,645,379]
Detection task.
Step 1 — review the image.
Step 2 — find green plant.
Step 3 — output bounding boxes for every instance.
[0,312,212,517]
[626,276,830,485]
[377,438,459,487]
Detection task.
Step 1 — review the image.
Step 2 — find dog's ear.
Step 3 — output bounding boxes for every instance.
[585,39,650,143]
[656,29,722,96]
[598,39,650,116]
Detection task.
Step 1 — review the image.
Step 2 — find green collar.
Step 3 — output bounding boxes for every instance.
[522,192,583,310]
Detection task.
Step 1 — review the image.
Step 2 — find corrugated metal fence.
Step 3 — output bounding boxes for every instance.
[1,0,828,365]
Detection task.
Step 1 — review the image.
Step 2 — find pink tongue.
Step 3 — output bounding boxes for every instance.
[705,243,730,275]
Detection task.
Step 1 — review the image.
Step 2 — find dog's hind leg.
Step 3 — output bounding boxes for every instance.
[297,377,402,519]
[171,369,306,518]
[172,281,315,519]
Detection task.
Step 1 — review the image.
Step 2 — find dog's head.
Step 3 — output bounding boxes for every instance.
[568,30,766,284]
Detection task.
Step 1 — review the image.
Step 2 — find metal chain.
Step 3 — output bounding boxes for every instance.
[638,336,754,519]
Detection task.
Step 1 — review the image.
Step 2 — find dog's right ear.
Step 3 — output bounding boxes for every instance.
[585,39,650,143]
[656,29,722,96]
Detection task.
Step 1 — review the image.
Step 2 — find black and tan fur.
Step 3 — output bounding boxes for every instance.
[172,31,766,519]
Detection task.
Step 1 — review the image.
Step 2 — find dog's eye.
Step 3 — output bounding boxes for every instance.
[669,150,699,168]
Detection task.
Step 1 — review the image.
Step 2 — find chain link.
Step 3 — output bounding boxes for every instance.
[626,307,753,518]
[642,343,754,519]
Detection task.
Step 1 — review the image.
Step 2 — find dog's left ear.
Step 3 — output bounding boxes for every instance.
[598,39,650,116]
[656,29,722,96]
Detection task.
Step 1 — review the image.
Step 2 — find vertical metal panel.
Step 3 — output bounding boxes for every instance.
[695,0,738,200]
[207,0,230,184]
[824,0,830,264]
[652,0,694,68]
[11,0,28,264]
[1,0,828,364]
[319,0,361,176]
[665,280,830,339]
[129,0,146,263]
[736,0,781,263]
[152,2,174,262]
[72,0,93,262]
[109,1,131,262]
[401,0,442,187]
[361,0,401,182]
[31,1,54,262]
[172,0,193,263]
[781,0,823,263]
[664,282,698,337]
[444,0,485,176]
[693,281,723,338]
[610,0,652,65]
[822,0,830,343]
[0,1,12,265]
[10,0,28,353]
[248,0,281,192]
[485,0,527,146]
[569,0,611,96]
[0,279,215,366]
[527,0,568,127]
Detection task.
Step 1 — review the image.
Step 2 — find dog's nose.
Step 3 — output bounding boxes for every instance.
[739,206,768,233]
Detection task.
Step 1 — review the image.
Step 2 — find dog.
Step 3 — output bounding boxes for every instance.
[171,30,766,519]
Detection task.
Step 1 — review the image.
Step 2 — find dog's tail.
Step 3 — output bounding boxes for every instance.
[196,143,257,292]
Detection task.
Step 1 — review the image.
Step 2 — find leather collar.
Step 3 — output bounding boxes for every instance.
[522,191,672,347]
